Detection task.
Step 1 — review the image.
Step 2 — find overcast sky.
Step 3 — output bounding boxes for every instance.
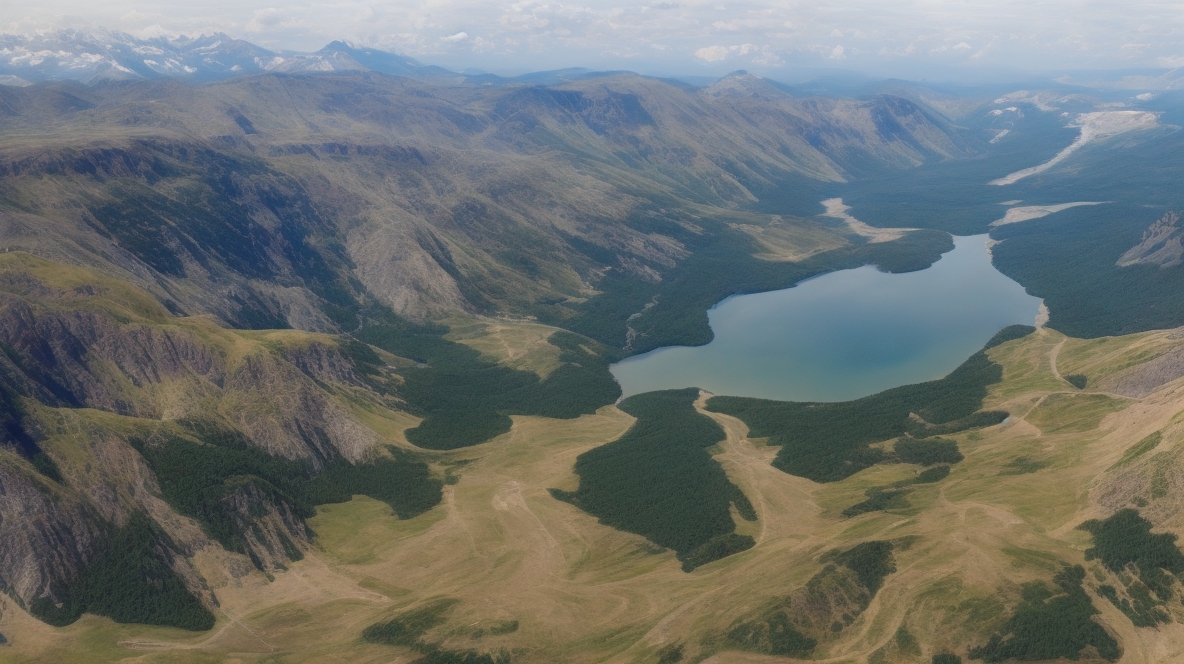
[4,1,1184,78]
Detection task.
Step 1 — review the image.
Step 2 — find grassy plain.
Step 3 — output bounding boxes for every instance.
[9,322,1184,662]
[443,317,565,378]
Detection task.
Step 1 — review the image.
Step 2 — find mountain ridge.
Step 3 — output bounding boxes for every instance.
[0,30,452,85]
[0,69,976,332]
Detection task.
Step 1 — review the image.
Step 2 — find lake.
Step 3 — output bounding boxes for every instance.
[609,234,1041,402]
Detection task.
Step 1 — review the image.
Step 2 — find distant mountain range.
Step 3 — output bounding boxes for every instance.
[0,30,638,88]
[9,30,1184,93]
[0,30,458,85]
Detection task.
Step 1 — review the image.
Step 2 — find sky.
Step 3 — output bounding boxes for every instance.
[4,1,1184,78]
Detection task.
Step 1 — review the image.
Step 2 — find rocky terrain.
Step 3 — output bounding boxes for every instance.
[0,253,426,614]
[1118,211,1184,268]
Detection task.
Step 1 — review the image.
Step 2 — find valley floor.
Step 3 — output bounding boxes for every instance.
[6,322,1184,663]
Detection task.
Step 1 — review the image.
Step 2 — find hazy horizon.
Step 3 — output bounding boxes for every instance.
[4,1,1184,82]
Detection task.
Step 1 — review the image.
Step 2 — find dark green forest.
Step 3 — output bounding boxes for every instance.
[551,388,756,571]
[895,438,964,466]
[724,611,817,659]
[362,598,509,664]
[842,487,911,518]
[129,421,442,567]
[969,565,1119,662]
[1079,508,1184,625]
[0,383,61,482]
[363,599,459,647]
[1080,509,1184,593]
[708,326,1029,482]
[29,512,215,631]
[842,463,954,517]
[352,308,622,450]
[829,541,897,596]
[991,203,1184,338]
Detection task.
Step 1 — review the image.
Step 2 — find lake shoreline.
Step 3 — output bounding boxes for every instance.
[610,234,1041,403]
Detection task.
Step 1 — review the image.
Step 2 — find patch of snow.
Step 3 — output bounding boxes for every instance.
[10,49,71,66]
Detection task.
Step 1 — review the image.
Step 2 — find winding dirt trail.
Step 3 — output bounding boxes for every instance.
[118,608,277,653]
[1048,338,1066,383]
[695,391,822,547]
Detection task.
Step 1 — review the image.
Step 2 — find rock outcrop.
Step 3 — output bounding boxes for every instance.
[0,255,406,614]
[1118,211,1183,268]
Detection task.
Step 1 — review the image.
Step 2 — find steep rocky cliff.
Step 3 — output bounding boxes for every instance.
[1118,211,1184,268]
[0,253,439,621]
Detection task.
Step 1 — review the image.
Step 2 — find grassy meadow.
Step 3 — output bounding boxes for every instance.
[6,320,1184,663]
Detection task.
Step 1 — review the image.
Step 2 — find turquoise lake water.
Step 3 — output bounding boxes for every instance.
[609,234,1041,402]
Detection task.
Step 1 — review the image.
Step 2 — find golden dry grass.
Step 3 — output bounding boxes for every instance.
[443,317,566,378]
[10,329,1184,663]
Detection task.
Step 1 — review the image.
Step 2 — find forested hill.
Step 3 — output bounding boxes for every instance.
[0,69,976,344]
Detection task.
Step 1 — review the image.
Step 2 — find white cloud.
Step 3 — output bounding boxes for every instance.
[694,45,728,61]
[830,44,845,59]
[442,31,469,43]
[246,8,284,33]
